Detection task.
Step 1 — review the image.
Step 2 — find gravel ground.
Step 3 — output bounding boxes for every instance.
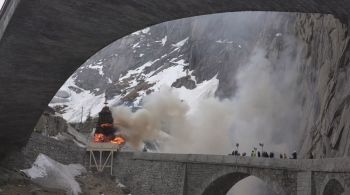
[0,167,130,195]
[77,172,129,195]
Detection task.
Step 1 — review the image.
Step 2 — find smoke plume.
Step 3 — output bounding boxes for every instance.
[112,45,302,155]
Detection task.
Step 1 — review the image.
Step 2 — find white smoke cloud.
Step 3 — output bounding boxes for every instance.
[229,47,302,154]
[227,176,278,195]
[112,45,302,155]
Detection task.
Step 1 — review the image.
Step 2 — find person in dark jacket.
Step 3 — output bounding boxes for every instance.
[262,151,268,158]
[231,150,236,156]
[292,151,297,159]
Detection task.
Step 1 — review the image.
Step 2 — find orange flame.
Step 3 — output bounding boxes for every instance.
[94,133,106,142]
[111,136,126,145]
[94,133,125,145]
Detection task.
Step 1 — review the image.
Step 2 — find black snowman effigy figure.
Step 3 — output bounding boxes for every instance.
[95,106,116,137]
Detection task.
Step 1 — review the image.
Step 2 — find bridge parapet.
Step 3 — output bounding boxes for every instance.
[131,152,350,172]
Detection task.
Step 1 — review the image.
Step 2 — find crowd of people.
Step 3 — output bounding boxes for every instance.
[230,148,298,159]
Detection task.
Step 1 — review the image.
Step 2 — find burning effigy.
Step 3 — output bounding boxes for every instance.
[87,102,126,175]
[93,102,125,146]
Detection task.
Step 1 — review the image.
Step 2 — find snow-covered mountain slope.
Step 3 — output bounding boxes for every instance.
[50,12,295,123]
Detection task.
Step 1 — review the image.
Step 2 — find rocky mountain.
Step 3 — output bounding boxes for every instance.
[34,107,68,137]
[48,12,350,158]
[49,12,295,122]
[295,14,350,159]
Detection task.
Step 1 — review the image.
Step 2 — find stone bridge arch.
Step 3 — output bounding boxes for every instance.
[191,165,295,195]
[321,176,347,195]
[1,0,350,156]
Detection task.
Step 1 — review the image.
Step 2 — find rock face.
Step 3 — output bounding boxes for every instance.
[296,14,350,158]
[172,76,196,89]
[34,107,68,137]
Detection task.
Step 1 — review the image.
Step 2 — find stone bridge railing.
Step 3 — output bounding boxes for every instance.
[129,152,350,172]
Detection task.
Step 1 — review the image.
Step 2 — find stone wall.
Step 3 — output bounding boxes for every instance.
[0,133,85,169]
[114,152,186,195]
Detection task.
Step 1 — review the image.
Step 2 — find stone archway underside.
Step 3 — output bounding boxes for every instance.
[202,172,249,195]
[323,179,345,195]
[0,0,350,156]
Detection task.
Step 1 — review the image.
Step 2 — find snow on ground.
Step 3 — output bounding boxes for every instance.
[22,154,86,195]
[147,65,187,90]
[49,76,120,123]
[125,58,218,108]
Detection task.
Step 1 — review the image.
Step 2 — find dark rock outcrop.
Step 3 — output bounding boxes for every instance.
[34,107,68,137]
[171,76,196,89]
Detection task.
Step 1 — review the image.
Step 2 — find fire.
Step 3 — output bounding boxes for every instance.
[94,133,126,145]
[111,136,126,145]
[94,133,106,142]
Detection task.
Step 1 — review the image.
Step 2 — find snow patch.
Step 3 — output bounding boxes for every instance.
[120,59,160,81]
[141,27,150,34]
[216,40,233,44]
[170,59,188,66]
[275,33,283,37]
[172,37,189,48]
[22,154,86,195]
[86,63,104,76]
[49,76,121,123]
[161,36,167,46]
[132,42,140,49]
[147,65,187,91]
[174,75,219,111]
